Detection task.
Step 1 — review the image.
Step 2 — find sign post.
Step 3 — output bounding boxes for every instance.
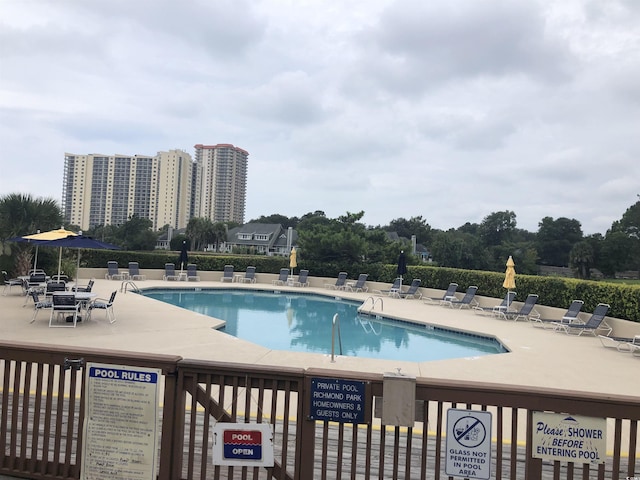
[445,409,492,479]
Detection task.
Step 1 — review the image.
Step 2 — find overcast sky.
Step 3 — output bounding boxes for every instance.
[1,0,639,235]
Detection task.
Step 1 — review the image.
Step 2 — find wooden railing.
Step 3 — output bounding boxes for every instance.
[1,341,638,479]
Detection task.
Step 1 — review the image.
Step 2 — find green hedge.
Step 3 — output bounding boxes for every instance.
[80,251,640,323]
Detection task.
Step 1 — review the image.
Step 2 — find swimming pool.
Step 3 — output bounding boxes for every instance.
[141,288,508,362]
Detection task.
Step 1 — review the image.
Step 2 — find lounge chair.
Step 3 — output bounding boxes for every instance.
[29,292,52,323]
[473,291,517,316]
[294,269,309,287]
[187,264,200,281]
[531,300,584,329]
[239,266,257,283]
[221,265,234,283]
[88,291,117,323]
[128,262,146,280]
[164,263,179,281]
[272,268,289,286]
[49,293,81,328]
[442,286,479,309]
[346,273,368,292]
[497,294,540,322]
[105,261,126,280]
[424,283,458,305]
[2,270,23,296]
[553,303,612,336]
[398,279,422,299]
[373,278,402,296]
[325,272,348,290]
[598,335,640,352]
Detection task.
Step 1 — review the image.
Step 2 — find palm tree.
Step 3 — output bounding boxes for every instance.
[0,193,64,275]
[570,241,595,279]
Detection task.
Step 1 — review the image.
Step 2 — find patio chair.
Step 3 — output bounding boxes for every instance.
[294,269,309,287]
[164,263,179,281]
[128,262,146,281]
[187,264,200,281]
[598,334,640,352]
[325,272,348,290]
[49,293,81,328]
[221,265,234,282]
[424,283,458,305]
[346,273,368,292]
[497,294,540,322]
[553,303,612,336]
[29,292,52,323]
[105,261,126,280]
[45,281,67,299]
[531,300,584,329]
[473,291,517,316]
[73,279,95,293]
[373,278,402,296]
[272,268,289,286]
[2,270,23,296]
[51,274,69,284]
[442,285,479,309]
[240,266,257,283]
[88,291,117,323]
[399,279,422,299]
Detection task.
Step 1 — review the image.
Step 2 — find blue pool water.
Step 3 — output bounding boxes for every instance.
[141,289,507,362]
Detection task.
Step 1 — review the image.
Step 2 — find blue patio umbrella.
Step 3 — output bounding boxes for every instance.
[37,235,120,281]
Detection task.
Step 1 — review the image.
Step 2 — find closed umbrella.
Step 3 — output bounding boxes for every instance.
[503,256,516,310]
[178,241,189,273]
[397,251,408,290]
[289,247,297,277]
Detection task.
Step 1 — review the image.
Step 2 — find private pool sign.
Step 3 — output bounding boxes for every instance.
[212,423,274,467]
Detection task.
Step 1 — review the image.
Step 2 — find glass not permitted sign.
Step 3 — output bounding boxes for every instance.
[309,378,366,423]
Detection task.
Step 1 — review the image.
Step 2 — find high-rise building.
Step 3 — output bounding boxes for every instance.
[193,144,248,224]
[62,150,193,231]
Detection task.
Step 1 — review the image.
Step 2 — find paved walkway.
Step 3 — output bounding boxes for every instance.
[2,277,639,398]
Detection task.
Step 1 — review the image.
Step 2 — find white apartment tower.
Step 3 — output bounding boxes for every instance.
[62,150,193,231]
[193,144,248,224]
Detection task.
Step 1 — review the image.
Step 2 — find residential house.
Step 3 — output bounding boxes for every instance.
[221,223,297,256]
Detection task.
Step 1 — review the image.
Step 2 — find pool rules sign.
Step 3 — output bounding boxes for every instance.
[81,363,161,480]
[445,409,492,479]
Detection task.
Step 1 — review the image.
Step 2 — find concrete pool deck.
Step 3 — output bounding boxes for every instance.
[2,274,639,399]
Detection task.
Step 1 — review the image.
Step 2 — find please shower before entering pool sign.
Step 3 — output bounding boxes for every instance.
[445,409,492,479]
[531,412,606,464]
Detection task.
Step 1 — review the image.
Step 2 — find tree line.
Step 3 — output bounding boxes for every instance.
[1,192,638,279]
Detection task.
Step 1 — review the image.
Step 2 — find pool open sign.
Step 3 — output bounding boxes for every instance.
[445,409,492,479]
[212,423,274,467]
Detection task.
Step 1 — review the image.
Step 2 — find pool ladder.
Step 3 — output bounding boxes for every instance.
[331,314,343,362]
[358,296,384,315]
[120,280,140,294]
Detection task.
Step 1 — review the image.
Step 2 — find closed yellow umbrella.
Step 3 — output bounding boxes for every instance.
[503,256,516,309]
[289,247,297,276]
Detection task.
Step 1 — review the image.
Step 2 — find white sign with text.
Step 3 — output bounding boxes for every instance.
[532,412,606,464]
